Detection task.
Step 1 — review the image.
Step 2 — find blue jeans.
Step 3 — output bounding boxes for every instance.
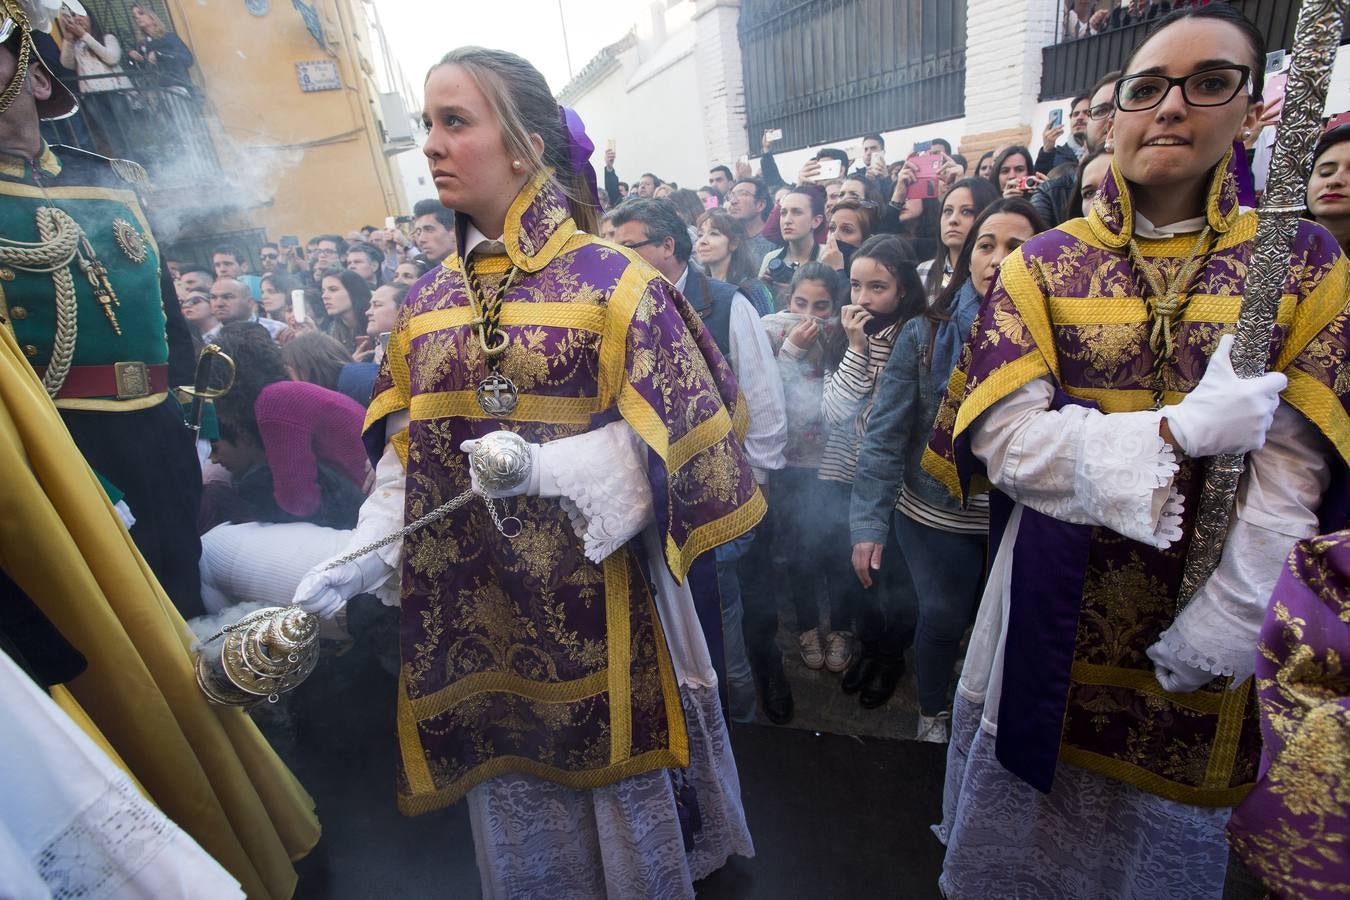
[715,530,758,723]
[894,513,987,715]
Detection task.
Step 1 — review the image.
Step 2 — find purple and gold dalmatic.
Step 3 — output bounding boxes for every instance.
[364,170,764,815]
[1228,531,1350,898]
[924,150,1350,806]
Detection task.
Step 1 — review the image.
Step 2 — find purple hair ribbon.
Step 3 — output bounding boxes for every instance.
[559,105,601,208]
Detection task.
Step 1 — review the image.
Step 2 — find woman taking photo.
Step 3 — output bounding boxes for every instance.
[1308,123,1350,254]
[916,177,999,298]
[850,198,1045,745]
[694,208,775,314]
[291,46,760,897]
[928,7,1350,898]
[318,268,371,355]
[987,144,1042,198]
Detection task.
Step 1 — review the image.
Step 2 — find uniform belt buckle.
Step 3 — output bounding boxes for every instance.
[113,361,150,400]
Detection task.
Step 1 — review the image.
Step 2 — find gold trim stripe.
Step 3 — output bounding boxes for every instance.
[407,667,609,722]
[1276,252,1350,372]
[1283,370,1350,467]
[1205,678,1251,790]
[502,169,578,272]
[1048,294,1297,326]
[410,391,598,424]
[731,390,750,442]
[953,353,1051,439]
[364,386,407,433]
[648,585,689,767]
[598,265,653,409]
[1058,746,1251,808]
[397,672,435,796]
[604,553,633,765]
[921,445,962,502]
[407,302,608,342]
[1070,661,1226,715]
[1061,386,1187,414]
[1001,251,1059,382]
[667,408,733,475]
[664,486,767,582]
[396,747,685,817]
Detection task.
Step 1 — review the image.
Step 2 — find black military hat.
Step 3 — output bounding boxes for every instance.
[1,0,79,120]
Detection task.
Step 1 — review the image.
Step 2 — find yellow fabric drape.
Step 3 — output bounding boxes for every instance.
[0,326,319,899]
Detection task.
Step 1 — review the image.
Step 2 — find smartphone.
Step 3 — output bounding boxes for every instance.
[913,139,934,154]
[906,151,945,200]
[763,128,783,145]
[703,194,719,209]
[813,159,843,181]
[279,234,299,248]
[394,215,412,226]
[378,331,392,354]
[606,138,616,152]
[290,289,307,323]
[1049,108,1063,130]
[384,216,396,230]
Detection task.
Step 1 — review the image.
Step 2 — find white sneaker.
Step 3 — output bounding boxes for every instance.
[917,711,951,744]
[824,631,853,673]
[798,629,824,670]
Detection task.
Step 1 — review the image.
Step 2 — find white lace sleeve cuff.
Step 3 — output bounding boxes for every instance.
[1074,409,1181,548]
[537,421,655,564]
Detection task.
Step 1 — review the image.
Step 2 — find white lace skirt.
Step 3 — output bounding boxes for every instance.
[466,683,753,900]
[933,694,1231,900]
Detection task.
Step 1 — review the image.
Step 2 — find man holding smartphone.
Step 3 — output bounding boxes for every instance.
[1035,93,1093,175]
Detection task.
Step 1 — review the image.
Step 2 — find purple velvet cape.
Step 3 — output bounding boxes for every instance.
[1228,530,1350,897]
[363,171,764,815]
[923,149,1350,807]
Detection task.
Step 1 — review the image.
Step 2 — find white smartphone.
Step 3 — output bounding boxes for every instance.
[291,289,306,323]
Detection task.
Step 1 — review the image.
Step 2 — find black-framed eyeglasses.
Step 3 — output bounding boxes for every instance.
[1115,65,1251,113]
[1088,101,1114,121]
[260,252,279,260]
[618,239,657,250]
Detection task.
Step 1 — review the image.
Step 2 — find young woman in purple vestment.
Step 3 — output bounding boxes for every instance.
[289,46,762,899]
[928,6,1350,900]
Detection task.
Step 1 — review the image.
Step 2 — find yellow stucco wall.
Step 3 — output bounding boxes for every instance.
[163,0,405,242]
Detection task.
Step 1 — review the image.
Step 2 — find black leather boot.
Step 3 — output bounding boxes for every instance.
[859,657,905,709]
[841,650,878,695]
[756,654,794,725]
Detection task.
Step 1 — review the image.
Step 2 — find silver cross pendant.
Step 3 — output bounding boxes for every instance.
[476,372,519,417]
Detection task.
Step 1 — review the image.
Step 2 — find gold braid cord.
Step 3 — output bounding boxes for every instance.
[0,6,32,116]
[0,207,82,397]
[1175,0,1350,611]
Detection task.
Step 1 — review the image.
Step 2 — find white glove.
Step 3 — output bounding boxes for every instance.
[1145,638,1216,693]
[291,551,393,620]
[1161,334,1287,458]
[460,435,542,498]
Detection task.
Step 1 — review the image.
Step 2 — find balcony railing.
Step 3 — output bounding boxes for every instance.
[41,72,222,188]
[1041,0,1350,101]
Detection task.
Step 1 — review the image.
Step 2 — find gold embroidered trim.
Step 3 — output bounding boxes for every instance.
[1283,370,1350,467]
[410,391,598,424]
[1047,293,1296,326]
[1087,159,1134,249]
[364,386,408,433]
[0,181,160,261]
[668,408,733,475]
[1070,661,1226,715]
[604,552,632,765]
[1204,677,1251,790]
[396,747,686,817]
[503,169,579,273]
[1205,148,1238,233]
[407,302,608,342]
[921,445,962,502]
[648,584,688,767]
[1061,386,1187,414]
[597,266,653,409]
[664,486,767,583]
[397,672,435,796]
[1058,746,1251,808]
[730,390,749,443]
[390,430,409,467]
[952,353,1051,439]
[1002,251,1060,382]
[1276,253,1350,372]
[407,667,609,722]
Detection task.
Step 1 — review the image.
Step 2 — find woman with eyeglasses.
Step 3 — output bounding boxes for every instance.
[927,6,1349,898]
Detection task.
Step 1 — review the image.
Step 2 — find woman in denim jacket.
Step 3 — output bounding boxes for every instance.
[850,199,1046,743]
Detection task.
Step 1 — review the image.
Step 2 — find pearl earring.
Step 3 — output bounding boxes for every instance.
[512,160,522,171]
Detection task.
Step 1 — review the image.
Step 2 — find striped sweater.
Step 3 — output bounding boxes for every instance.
[817,321,900,484]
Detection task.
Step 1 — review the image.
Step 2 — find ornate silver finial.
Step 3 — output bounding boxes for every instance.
[469,430,532,494]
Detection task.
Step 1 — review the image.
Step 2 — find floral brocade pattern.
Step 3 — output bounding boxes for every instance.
[364,175,763,814]
[924,151,1350,805]
[1228,531,1350,899]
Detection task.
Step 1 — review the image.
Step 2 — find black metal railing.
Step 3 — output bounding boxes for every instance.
[1042,0,1350,100]
[41,72,221,186]
[740,0,966,153]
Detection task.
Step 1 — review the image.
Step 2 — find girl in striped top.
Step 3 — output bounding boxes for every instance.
[816,235,926,706]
